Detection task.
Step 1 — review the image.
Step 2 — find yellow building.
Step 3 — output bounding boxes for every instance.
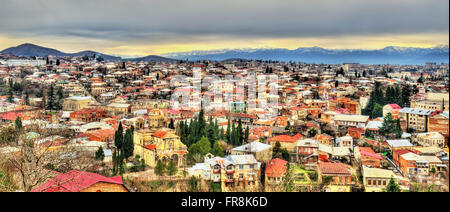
[399,108,434,132]
[106,103,130,116]
[133,128,187,168]
[63,96,92,111]
[362,166,409,192]
[230,141,273,163]
[207,155,261,192]
[414,132,445,148]
[147,109,168,128]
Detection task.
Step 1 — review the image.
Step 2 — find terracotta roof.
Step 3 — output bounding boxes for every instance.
[388,104,402,110]
[31,170,123,192]
[319,162,352,176]
[265,158,287,178]
[152,130,168,139]
[144,144,157,150]
[269,134,303,143]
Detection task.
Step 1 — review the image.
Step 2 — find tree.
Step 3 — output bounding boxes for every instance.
[7,88,14,103]
[273,141,282,159]
[46,84,55,111]
[95,146,105,161]
[154,160,166,176]
[115,122,124,150]
[15,116,23,132]
[197,136,211,156]
[226,118,231,143]
[166,160,178,176]
[372,103,383,119]
[24,92,30,106]
[237,119,243,145]
[385,177,401,192]
[281,163,295,192]
[401,84,412,107]
[55,86,64,110]
[308,128,318,138]
[212,141,224,157]
[122,129,134,159]
[281,148,290,161]
[168,118,175,129]
[244,126,250,144]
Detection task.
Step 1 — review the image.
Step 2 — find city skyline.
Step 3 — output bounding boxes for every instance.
[0,0,448,58]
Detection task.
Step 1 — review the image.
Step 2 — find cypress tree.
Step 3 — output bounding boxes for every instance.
[115,122,124,150]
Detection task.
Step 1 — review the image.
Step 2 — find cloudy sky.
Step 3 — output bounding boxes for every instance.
[0,0,448,57]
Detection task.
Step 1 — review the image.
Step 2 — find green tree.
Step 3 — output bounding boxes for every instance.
[24,92,30,106]
[372,103,383,118]
[212,141,224,157]
[46,84,56,111]
[7,88,14,103]
[166,160,178,176]
[281,163,295,192]
[197,136,211,155]
[168,118,175,129]
[95,146,105,161]
[155,160,166,176]
[385,177,401,192]
[244,126,250,144]
[15,116,23,131]
[308,128,318,137]
[273,141,282,159]
[115,122,124,150]
[281,148,290,161]
[122,128,134,159]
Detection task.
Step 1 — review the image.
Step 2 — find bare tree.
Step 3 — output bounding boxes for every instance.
[4,127,100,192]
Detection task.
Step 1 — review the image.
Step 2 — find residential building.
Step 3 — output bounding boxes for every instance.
[231,141,273,162]
[318,162,354,192]
[414,132,445,148]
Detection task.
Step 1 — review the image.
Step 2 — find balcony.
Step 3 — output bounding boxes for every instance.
[226,169,235,174]
[225,179,235,183]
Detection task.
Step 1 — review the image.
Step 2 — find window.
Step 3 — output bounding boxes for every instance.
[239,165,244,170]
[249,164,254,169]
[383,180,386,186]
[378,180,382,185]
[368,180,372,185]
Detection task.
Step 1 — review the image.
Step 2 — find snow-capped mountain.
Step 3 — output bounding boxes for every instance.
[163,45,449,64]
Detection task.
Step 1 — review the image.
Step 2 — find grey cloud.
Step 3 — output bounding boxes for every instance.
[0,0,448,43]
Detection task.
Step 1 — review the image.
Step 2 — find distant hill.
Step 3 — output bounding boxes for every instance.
[125,55,178,62]
[163,45,450,65]
[1,43,66,57]
[1,43,122,61]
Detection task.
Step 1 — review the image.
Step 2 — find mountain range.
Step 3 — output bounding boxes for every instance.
[0,43,176,62]
[163,45,449,65]
[1,43,449,64]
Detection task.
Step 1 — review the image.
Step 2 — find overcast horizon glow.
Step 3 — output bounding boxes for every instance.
[0,0,448,57]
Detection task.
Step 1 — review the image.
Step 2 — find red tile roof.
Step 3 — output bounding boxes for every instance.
[144,144,157,150]
[268,134,303,143]
[265,158,287,178]
[388,104,402,110]
[31,170,123,192]
[153,130,168,139]
[319,162,352,176]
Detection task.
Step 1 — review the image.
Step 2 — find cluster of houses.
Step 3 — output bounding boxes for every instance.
[0,58,448,192]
